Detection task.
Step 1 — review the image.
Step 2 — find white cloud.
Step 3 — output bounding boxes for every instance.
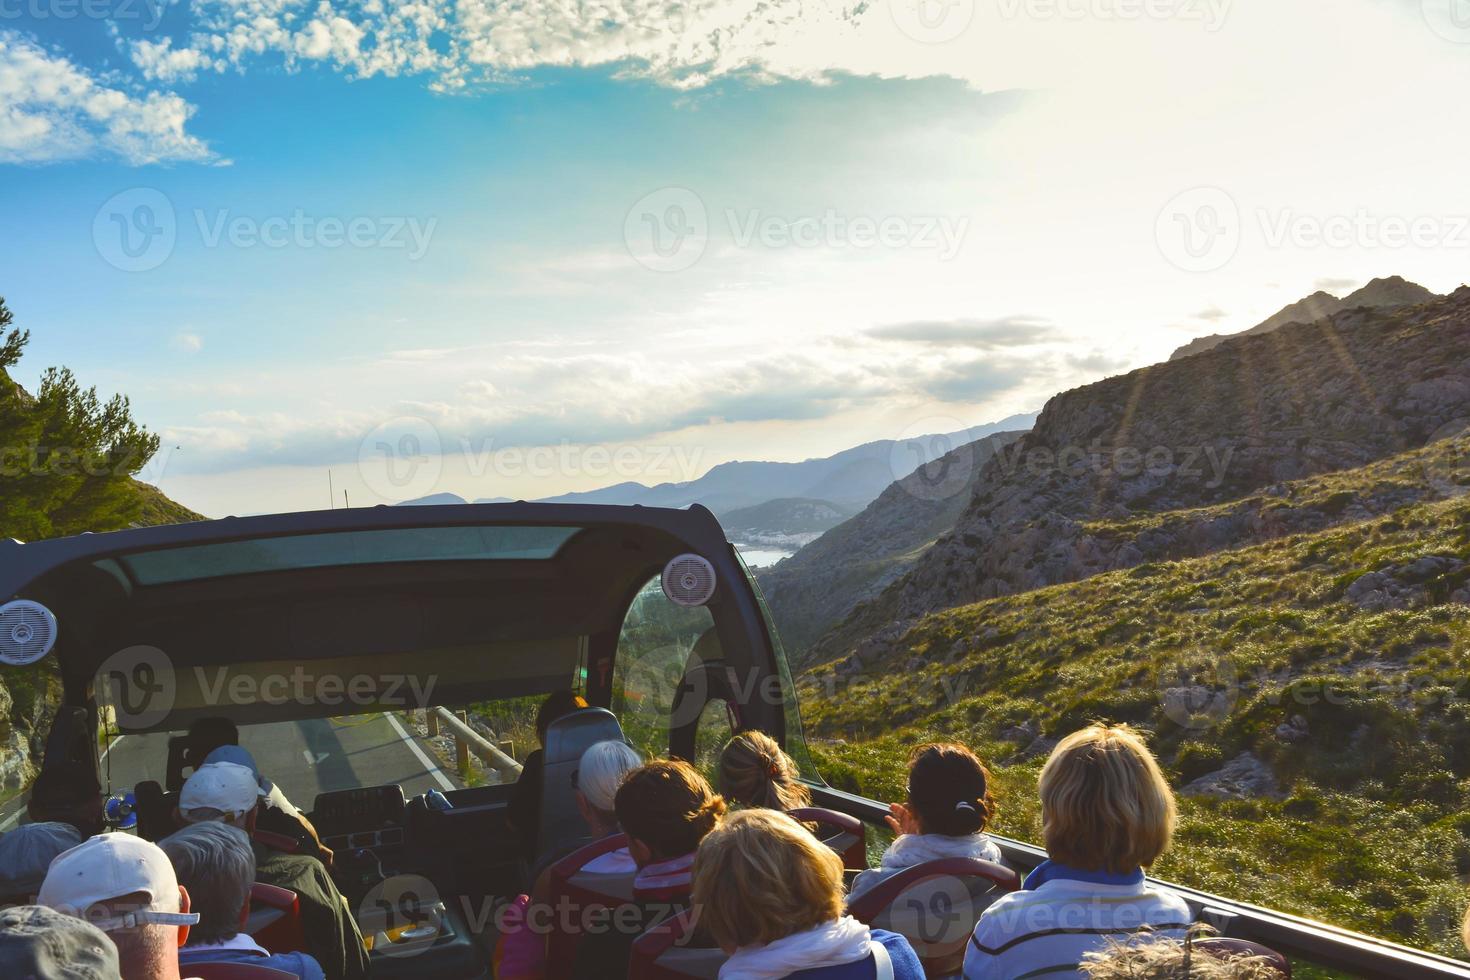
[172,331,205,353]
[0,32,217,165]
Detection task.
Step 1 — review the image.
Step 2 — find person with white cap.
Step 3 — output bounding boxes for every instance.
[176,762,369,980]
[0,903,122,980]
[0,821,83,905]
[199,745,333,867]
[37,833,202,980]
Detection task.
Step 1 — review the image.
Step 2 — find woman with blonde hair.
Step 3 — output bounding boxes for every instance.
[718,731,812,812]
[693,809,925,979]
[963,724,1193,980]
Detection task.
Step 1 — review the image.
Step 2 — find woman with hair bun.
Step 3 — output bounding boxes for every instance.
[718,731,812,812]
[848,742,1002,901]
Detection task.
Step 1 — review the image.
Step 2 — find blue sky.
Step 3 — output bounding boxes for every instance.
[3,1,1469,515]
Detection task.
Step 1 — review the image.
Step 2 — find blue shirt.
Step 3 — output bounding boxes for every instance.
[787,930,926,980]
[180,937,326,980]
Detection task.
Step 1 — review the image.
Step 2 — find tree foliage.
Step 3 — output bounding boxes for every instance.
[0,297,162,541]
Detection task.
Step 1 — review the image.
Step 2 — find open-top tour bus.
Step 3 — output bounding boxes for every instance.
[3,502,1469,979]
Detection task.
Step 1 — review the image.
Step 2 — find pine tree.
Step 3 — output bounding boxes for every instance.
[0,297,162,541]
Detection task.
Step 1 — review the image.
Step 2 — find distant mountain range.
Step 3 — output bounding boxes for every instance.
[1169,276,1439,361]
[396,413,1038,532]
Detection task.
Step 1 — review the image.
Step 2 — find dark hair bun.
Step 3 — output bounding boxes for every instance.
[907,743,995,837]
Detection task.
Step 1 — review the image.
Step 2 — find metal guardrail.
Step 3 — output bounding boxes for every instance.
[426,707,522,782]
[809,784,1470,980]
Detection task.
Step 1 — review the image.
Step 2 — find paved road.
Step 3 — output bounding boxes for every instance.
[98,713,460,812]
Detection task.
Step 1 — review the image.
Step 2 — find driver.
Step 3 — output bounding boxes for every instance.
[177,762,369,980]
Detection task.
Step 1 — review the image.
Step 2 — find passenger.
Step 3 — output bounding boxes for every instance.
[0,822,82,905]
[570,759,726,980]
[573,740,644,874]
[1081,931,1284,978]
[963,724,1193,980]
[180,717,239,776]
[159,822,325,980]
[848,742,1001,902]
[26,763,105,839]
[0,904,122,980]
[718,731,812,811]
[694,809,926,980]
[507,690,589,853]
[37,833,202,980]
[177,762,369,980]
[198,743,331,867]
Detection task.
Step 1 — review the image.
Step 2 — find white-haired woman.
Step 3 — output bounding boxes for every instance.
[573,740,644,873]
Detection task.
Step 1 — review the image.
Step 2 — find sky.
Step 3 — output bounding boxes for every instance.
[1,0,1468,517]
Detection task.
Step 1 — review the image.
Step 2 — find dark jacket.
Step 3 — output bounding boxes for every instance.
[253,838,371,980]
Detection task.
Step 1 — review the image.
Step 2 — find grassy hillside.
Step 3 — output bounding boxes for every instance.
[801,434,1470,960]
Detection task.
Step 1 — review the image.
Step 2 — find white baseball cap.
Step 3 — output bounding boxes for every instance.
[179,762,260,821]
[37,834,199,934]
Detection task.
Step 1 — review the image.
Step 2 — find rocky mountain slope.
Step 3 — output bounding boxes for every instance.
[757,431,1024,656]
[802,426,1470,956]
[1170,276,1440,360]
[809,286,1470,669]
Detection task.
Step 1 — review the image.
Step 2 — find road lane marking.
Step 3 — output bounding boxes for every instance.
[383,712,455,792]
[302,750,329,766]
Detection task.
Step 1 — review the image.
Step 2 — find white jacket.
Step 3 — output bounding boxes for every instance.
[848,833,1004,902]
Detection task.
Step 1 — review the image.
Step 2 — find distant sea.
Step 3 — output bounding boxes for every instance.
[734,544,796,568]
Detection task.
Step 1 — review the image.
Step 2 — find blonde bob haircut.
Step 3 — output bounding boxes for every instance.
[691,809,843,950]
[1039,724,1177,874]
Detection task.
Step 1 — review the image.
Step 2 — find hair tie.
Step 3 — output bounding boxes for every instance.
[954,801,976,814]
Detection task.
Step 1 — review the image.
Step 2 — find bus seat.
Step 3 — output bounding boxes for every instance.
[538,707,625,860]
[186,963,298,980]
[1195,937,1292,977]
[246,881,308,956]
[132,780,177,841]
[846,857,1020,978]
[789,807,868,870]
[629,908,725,980]
[544,833,638,980]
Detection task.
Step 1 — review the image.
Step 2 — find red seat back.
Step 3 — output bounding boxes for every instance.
[846,857,1020,978]
[246,881,308,957]
[629,908,725,980]
[788,807,868,871]
[1195,937,1292,977]
[187,963,298,980]
[544,834,638,980]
